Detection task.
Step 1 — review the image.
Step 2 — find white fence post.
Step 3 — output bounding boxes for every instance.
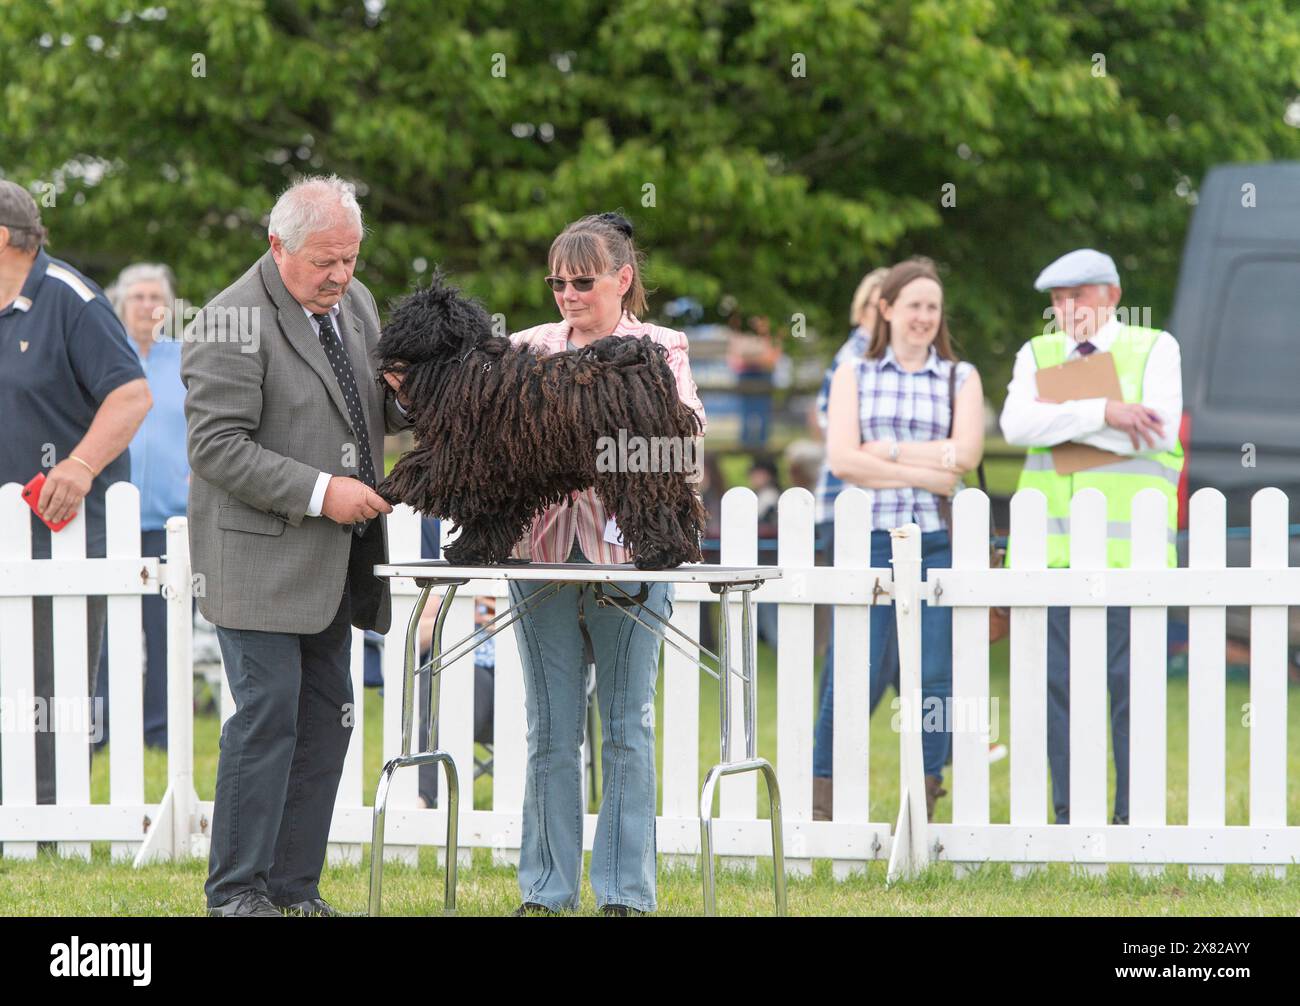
[775,487,814,876]
[887,523,927,882]
[949,489,991,877]
[491,572,527,868]
[0,483,38,860]
[164,516,196,860]
[660,517,701,871]
[51,506,92,860]
[105,483,146,862]
[1067,488,1109,876]
[1249,488,1288,879]
[379,506,421,867]
[1187,488,1226,881]
[718,487,758,870]
[133,515,197,865]
[831,488,873,879]
[1008,489,1048,878]
[1129,488,1169,878]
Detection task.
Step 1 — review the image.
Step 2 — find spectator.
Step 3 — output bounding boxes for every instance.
[749,458,781,646]
[1000,248,1184,826]
[0,181,151,808]
[94,263,187,752]
[813,266,889,562]
[727,313,779,448]
[505,211,705,916]
[811,259,985,822]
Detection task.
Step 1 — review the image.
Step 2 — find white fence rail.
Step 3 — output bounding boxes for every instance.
[1,482,1297,878]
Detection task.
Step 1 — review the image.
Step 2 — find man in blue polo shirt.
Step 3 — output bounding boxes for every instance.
[0,180,152,808]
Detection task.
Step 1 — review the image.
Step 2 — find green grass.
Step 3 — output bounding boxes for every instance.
[4,636,1298,915]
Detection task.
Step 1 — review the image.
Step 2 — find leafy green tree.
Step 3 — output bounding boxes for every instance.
[4,0,1298,394]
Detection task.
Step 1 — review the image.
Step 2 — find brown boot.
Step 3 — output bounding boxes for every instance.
[924,775,947,821]
[813,777,833,821]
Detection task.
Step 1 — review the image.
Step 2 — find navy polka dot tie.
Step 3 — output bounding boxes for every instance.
[314,312,377,491]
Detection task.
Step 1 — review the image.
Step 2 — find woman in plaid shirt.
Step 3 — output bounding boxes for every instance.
[505,213,705,916]
[812,259,985,821]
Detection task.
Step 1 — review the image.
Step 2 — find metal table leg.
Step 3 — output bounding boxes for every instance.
[369,582,461,916]
[698,586,786,916]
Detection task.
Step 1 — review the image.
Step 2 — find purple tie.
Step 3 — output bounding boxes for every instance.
[1075,340,1096,356]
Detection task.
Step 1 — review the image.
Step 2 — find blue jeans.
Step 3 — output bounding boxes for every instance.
[812,529,953,781]
[508,543,672,913]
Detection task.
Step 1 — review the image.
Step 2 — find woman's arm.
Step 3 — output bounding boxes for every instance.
[826,362,957,493]
[865,367,986,473]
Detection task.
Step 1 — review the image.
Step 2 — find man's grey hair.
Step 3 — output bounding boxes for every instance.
[267,174,364,253]
[107,262,176,320]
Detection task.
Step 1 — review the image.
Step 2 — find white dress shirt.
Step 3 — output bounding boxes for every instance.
[999,317,1183,456]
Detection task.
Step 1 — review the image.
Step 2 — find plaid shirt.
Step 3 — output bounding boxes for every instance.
[833,345,972,533]
[814,328,869,524]
[508,314,706,564]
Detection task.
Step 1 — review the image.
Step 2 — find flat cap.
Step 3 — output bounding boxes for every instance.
[1033,248,1120,291]
[0,180,42,232]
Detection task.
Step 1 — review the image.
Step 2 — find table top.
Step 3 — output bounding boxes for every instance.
[373,560,782,585]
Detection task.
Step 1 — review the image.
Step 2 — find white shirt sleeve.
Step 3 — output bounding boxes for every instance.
[999,333,1182,456]
[305,471,332,517]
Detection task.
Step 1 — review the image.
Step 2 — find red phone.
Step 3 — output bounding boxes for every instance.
[21,473,76,532]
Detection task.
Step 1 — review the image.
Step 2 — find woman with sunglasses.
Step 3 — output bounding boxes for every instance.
[505,212,706,916]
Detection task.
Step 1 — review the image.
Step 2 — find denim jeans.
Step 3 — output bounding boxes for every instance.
[508,543,671,913]
[812,529,953,780]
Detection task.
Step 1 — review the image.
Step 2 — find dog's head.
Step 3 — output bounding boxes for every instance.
[377,269,496,382]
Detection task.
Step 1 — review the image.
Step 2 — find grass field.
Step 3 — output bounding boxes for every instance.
[3,636,1298,916]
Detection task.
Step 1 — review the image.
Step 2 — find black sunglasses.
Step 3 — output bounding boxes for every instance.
[545,269,615,293]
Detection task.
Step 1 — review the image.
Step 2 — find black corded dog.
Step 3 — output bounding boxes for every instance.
[375,272,706,569]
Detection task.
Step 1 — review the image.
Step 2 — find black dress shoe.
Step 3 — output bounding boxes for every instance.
[511,902,558,916]
[599,904,644,917]
[207,891,282,917]
[275,897,342,917]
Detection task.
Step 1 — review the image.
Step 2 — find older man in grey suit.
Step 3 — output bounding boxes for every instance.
[183,176,412,917]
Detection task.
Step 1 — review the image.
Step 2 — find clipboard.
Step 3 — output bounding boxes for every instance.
[1034,351,1123,475]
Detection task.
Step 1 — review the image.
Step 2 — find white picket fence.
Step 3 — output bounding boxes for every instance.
[0,481,1297,879]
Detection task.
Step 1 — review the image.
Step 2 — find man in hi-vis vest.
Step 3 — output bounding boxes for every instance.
[1000,249,1184,825]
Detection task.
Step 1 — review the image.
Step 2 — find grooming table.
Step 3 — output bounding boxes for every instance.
[367,560,785,917]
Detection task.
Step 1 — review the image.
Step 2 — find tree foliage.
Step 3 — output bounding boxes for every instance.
[4,0,1298,391]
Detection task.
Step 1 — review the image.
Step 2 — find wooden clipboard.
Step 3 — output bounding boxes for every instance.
[1034,351,1123,475]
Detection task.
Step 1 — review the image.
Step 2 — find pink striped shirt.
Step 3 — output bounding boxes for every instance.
[508,314,707,564]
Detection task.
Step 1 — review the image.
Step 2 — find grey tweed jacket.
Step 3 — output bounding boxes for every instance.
[181,251,412,634]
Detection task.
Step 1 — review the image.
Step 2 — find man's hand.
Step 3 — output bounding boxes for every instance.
[37,459,94,525]
[382,368,411,408]
[321,476,393,525]
[1104,400,1165,450]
